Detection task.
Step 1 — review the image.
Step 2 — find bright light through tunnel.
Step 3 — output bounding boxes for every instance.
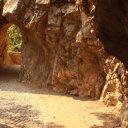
[7,24,22,66]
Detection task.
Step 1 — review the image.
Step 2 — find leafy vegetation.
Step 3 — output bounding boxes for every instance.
[7,24,22,52]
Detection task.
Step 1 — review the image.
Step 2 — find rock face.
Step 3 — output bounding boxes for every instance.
[0,0,21,68]
[0,1,12,67]
[0,0,106,99]
[100,56,127,107]
[95,0,128,127]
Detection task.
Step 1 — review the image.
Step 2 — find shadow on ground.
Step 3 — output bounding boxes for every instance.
[0,65,20,79]
[0,98,64,128]
[0,65,94,102]
[90,112,120,128]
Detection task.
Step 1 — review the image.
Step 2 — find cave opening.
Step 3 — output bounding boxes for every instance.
[7,24,22,66]
[0,24,23,79]
[8,24,22,53]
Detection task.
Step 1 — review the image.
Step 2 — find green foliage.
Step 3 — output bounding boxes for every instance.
[7,24,22,52]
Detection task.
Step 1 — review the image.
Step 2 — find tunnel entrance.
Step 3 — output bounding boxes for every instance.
[0,24,22,79]
[8,24,22,53]
[7,24,22,66]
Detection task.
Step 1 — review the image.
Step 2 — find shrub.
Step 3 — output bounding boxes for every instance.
[7,24,22,52]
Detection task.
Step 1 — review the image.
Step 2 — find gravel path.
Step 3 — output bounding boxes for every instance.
[0,66,119,128]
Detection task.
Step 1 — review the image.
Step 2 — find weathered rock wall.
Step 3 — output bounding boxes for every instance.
[100,57,128,107]
[1,0,106,99]
[0,1,12,67]
[95,0,128,127]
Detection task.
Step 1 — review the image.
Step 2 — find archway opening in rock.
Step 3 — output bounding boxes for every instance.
[0,23,23,80]
[7,24,22,66]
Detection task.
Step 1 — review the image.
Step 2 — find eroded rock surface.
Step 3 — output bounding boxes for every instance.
[100,57,128,107]
[0,1,12,67]
[95,0,128,127]
[0,0,105,99]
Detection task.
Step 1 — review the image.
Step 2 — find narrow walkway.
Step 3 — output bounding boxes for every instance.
[0,66,119,128]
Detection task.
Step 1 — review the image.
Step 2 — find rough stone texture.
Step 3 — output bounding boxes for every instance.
[95,0,128,127]
[0,1,18,67]
[100,56,127,107]
[0,25,12,67]
[99,55,128,127]
[0,23,12,67]
[0,0,106,99]
[0,26,21,67]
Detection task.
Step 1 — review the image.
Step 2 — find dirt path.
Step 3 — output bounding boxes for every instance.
[0,66,120,128]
